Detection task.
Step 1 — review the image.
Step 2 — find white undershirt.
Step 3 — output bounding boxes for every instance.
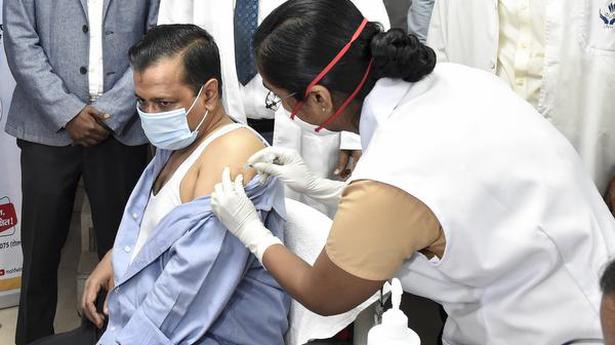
[131,123,264,262]
[87,0,104,99]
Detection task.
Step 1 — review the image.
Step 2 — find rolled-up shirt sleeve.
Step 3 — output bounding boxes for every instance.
[326,180,443,281]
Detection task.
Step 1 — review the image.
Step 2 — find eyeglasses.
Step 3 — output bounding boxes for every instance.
[265,90,297,112]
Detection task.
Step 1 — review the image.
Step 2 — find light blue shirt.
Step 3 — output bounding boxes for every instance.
[407,0,435,43]
[98,149,290,345]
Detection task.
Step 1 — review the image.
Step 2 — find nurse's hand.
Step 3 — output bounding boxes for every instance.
[248,147,346,203]
[211,167,283,262]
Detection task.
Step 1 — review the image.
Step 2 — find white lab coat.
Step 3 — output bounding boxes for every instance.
[157,0,391,216]
[351,65,615,344]
[427,0,615,193]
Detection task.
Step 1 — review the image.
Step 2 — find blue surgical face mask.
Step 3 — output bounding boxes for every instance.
[137,86,209,150]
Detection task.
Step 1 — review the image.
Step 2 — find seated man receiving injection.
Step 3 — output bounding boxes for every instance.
[30,24,289,345]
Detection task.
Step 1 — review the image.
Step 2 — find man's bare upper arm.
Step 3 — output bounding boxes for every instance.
[191,128,265,199]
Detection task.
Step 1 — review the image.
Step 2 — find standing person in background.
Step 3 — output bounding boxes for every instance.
[407,0,435,43]
[601,260,615,344]
[156,0,390,216]
[427,0,615,214]
[383,0,411,30]
[382,0,435,43]
[2,1,159,343]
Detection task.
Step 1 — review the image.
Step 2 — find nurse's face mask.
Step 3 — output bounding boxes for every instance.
[286,18,373,135]
[137,86,209,151]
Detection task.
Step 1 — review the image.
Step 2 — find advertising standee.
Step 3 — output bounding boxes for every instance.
[0,0,23,308]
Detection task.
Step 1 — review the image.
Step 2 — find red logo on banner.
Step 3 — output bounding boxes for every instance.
[0,270,5,276]
[0,200,18,234]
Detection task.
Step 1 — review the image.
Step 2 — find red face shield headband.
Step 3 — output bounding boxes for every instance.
[290,18,374,133]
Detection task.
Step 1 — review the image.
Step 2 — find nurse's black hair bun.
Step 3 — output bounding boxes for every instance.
[370,28,436,83]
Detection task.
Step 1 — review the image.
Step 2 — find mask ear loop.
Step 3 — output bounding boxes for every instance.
[187,86,208,134]
[290,18,370,124]
[185,85,205,116]
[315,58,373,132]
[193,109,210,134]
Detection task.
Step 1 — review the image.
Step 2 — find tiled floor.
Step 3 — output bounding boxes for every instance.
[0,307,17,344]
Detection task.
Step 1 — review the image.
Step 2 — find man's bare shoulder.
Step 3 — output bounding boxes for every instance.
[206,127,265,158]
[191,127,266,199]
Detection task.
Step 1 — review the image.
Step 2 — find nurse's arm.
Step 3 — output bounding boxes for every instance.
[262,180,443,316]
[263,245,385,316]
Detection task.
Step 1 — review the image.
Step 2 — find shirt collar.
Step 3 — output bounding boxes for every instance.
[359,78,413,149]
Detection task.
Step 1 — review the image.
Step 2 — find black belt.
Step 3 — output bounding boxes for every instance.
[247,118,274,134]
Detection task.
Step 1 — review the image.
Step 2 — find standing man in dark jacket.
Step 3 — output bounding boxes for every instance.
[2,1,159,343]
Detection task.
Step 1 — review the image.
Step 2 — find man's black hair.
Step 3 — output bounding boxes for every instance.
[129,24,223,95]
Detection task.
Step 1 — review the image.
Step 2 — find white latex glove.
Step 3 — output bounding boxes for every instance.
[248,147,346,204]
[211,167,282,263]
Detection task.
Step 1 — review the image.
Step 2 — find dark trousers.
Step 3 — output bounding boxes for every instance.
[27,320,100,345]
[28,292,107,345]
[15,138,148,345]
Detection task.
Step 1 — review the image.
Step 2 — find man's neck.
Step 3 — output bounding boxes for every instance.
[179,106,233,155]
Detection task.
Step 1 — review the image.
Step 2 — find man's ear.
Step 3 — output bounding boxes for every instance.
[202,78,220,110]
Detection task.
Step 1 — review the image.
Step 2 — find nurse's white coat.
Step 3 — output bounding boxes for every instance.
[351,64,615,344]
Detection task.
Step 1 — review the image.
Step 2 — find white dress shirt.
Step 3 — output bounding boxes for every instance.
[233,0,276,120]
[428,0,615,192]
[496,0,546,108]
[87,0,105,100]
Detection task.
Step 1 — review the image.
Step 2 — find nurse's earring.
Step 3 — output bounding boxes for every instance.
[322,107,326,112]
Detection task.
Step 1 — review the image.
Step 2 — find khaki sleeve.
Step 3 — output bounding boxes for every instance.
[325,180,442,281]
